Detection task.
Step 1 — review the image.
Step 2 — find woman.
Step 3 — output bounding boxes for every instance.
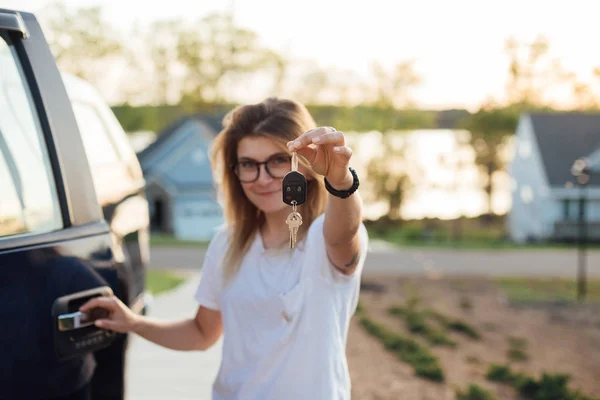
[80,97,368,399]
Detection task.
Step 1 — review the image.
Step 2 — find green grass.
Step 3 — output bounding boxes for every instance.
[507,336,529,362]
[507,348,529,362]
[150,233,209,248]
[496,277,600,304]
[428,311,481,340]
[486,364,599,400]
[355,300,365,316]
[446,320,481,340]
[367,226,600,251]
[359,316,445,382]
[456,384,497,400]
[146,270,187,294]
[388,305,456,347]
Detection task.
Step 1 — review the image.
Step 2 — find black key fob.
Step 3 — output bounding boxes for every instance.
[282,171,307,205]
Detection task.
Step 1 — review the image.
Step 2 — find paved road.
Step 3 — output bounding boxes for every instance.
[150,241,600,278]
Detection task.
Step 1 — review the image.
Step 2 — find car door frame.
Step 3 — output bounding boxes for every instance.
[0,9,109,252]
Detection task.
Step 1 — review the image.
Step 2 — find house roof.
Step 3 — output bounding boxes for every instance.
[137,114,224,162]
[529,112,600,186]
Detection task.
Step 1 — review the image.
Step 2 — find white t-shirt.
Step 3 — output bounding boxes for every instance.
[194,213,369,400]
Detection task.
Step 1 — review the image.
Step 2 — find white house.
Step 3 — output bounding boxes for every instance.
[137,115,225,241]
[508,112,600,243]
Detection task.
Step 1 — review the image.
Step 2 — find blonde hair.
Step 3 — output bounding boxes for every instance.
[210,97,328,283]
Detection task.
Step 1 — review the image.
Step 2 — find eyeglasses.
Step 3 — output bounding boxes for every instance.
[232,154,292,183]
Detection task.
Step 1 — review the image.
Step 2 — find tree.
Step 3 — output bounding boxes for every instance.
[176,13,283,106]
[146,20,182,105]
[292,65,331,105]
[39,1,123,87]
[461,105,519,220]
[504,35,573,108]
[365,133,418,221]
[367,60,423,132]
[571,67,600,110]
[371,60,421,109]
[462,36,571,221]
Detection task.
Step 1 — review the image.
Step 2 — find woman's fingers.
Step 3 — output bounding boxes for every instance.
[295,144,317,164]
[79,296,119,313]
[95,318,126,332]
[333,145,353,160]
[312,131,345,146]
[288,127,335,151]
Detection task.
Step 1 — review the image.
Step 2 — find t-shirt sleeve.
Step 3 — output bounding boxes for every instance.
[194,228,228,310]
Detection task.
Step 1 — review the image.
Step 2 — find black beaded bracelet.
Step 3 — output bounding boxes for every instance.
[324,167,360,199]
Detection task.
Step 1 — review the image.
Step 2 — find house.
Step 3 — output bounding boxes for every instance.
[508,112,600,243]
[137,115,225,241]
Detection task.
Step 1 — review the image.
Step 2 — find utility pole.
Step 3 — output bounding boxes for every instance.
[571,158,590,302]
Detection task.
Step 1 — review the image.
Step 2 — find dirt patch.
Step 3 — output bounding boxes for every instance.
[347,276,600,399]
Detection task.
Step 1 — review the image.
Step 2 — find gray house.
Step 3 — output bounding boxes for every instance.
[138,115,225,241]
[508,112,600,243]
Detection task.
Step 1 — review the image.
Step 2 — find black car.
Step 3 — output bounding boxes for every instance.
[0,9,150,399]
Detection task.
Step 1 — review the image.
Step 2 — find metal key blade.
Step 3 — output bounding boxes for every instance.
[286,211,303,249]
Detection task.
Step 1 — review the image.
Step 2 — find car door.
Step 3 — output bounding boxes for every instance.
[0,9,122,399]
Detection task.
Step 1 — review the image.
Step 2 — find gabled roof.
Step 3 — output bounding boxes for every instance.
[137,114,224,162]
[528,112,600,186]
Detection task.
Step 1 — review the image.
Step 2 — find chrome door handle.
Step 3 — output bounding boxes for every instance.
[57,308,109,331]
[57,311,94,331]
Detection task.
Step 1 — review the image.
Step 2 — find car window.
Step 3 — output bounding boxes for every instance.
[72,101,120,167]
[0,36,62,238]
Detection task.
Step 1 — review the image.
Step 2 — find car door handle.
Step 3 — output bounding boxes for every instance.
[57,308,109,331]
[57,311,93,331]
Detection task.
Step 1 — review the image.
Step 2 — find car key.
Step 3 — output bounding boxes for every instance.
[282,152,307,206]
[283,152,306,248]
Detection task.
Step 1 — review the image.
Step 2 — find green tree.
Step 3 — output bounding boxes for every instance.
[146,20,182,105]
[461,105,519,219]
[366,133,419,221]
[39,1,123,86]
[371,60,421,108]
[369,60,422,132]
[293,66,331,105]
[462,36,569,220]
[571,67,600,110]
[176,13,282,106]
[504,35,573,108]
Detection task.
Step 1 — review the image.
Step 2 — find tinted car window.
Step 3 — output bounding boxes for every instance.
[0,36,62,238]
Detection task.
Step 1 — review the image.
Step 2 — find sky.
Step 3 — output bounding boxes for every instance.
[4,0,600,111]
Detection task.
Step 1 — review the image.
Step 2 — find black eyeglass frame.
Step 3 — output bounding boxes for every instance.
[230,154,293,183]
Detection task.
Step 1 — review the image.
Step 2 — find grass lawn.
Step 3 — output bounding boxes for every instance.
[368,227,600,251]
[495,277,600,304]
[146,270,187,294]
[150,233,209,249]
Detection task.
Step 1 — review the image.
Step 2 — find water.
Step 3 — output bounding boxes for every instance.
[345,129,512,220]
